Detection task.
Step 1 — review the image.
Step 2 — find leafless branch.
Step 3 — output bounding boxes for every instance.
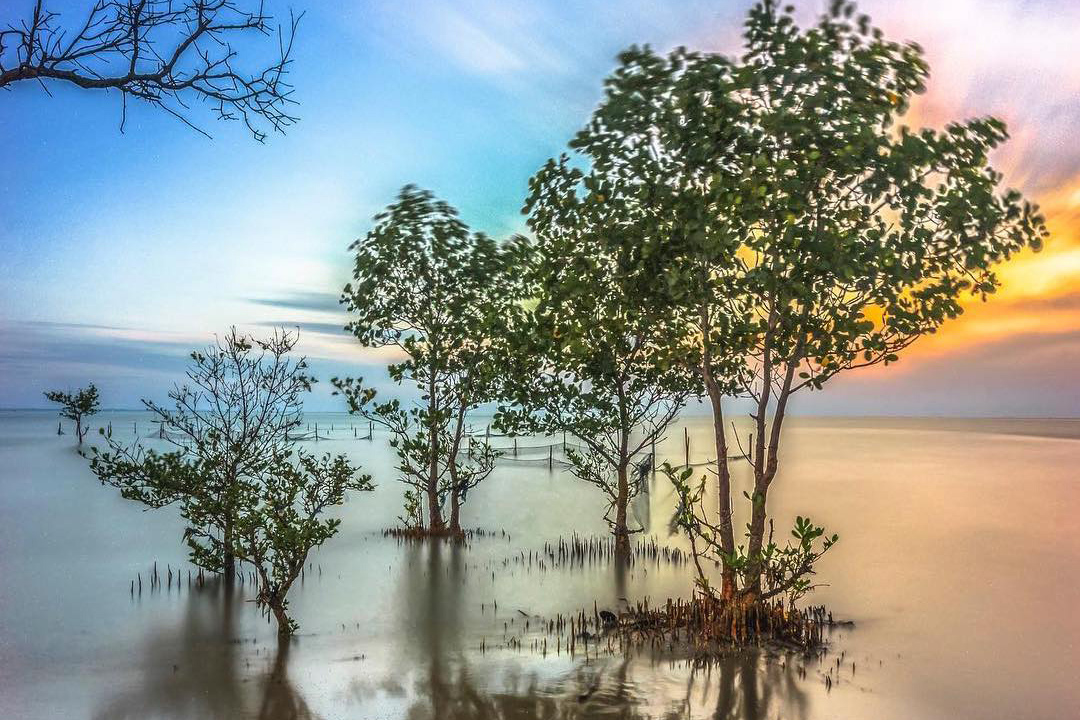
[0,0,302,141]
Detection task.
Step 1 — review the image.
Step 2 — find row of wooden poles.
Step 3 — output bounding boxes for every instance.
[297,420,375,440]
[64,420,379,440]
[672,427,754,468]
[484,427,754,470]
[69,420,751,471]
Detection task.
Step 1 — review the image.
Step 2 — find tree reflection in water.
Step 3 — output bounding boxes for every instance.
[394,539,810,720]
[89,547,812,719]
[91,578,313,720]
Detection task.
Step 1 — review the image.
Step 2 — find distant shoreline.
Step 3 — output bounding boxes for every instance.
[3,407,1079,421]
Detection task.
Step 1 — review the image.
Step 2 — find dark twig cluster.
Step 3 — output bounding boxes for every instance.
[0,0,301,140]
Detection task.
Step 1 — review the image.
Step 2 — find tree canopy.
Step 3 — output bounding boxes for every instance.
[335,185,523,535]
[545,0,1048,596]
[494,153,696,556]
[87,328,370,636]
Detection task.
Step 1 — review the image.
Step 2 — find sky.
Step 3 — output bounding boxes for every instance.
[1,0,1078,416]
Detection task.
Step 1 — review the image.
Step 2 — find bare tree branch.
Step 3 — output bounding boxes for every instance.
[0,0,302,141]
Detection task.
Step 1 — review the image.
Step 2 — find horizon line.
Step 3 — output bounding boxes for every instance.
[4,407,1079,421]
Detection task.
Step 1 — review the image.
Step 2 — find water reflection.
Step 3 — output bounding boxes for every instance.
[706,653,809,720]
[255,642,315,720]
[392,538,808,720]
[90,579,313,720]
[6,412,1080,718]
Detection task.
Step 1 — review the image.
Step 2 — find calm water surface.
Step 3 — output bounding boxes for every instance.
[1,411,1078,719]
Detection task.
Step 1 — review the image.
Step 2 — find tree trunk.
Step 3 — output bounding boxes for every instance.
[427,384,445,533]
[613,463,631,558]
[697,289,741,602]
[270,598,293,638]
[75,417,84,445]
[744,359,797,598]
[449,481,461,536]
[427,433,444,531]
[447,402,467,537]
[703,363,738,601]
[223,518,236,580]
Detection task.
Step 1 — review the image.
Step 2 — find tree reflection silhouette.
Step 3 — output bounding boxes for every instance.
[91,578,314,720]
[390,538,811,720]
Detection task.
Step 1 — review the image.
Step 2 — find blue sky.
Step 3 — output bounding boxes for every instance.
[2,0,1079,415]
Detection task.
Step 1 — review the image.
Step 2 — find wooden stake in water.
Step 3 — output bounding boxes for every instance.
[684,427,690,467]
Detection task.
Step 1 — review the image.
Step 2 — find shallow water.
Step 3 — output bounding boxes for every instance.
[1,411,1079,719]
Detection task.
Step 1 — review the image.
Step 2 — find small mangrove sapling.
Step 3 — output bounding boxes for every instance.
[44,383,100,445]
[666,464,837,607]
[86,327,368,585]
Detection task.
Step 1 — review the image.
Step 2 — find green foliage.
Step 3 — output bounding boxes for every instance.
[727,0,1047,395]
[334,186,522,531]
[44,383,100,443]
[665,463,837,606]
[556,0,1047,593]
[86,328,371,635]
[194,450,372,635]
[494,138,697,550]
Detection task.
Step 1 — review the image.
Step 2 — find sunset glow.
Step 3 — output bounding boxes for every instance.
[1,0,1076,415]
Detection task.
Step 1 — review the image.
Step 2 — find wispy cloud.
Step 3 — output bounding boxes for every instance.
[0,321,196,408]
[255,320,348,337]
[808,329,1080,417]
[247,291,343,313]
[386,0,569,78]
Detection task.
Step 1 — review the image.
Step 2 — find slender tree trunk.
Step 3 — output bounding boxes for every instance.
[260,566,297,638]
[447,401,467,537]
[75,417,84,445]
[699,288,739,601]
[744,357,797,598]
[613,463,631,558]
[270,599,292,638]
[613,385,632,559]
[427,435,444,531]
[426,378,445,533]
[223,518,236,579]
[449,488,461,535]
[702,361,738,601]
[222,470,238,579]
